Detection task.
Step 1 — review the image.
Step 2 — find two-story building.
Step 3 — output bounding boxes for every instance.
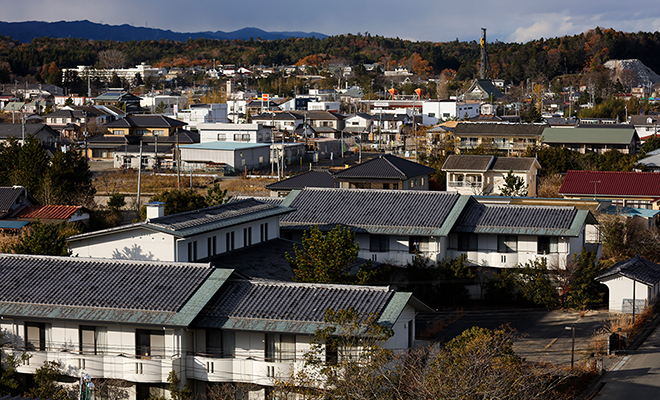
[453,122,545,155]
[542,124,640,154]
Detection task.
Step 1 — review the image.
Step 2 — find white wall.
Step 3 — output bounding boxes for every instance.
[602,276,657,312]
[198,123,270,144]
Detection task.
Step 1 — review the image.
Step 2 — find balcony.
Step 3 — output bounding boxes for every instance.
[447,181,482,188]
[186,355,297,386]
[447,250,571,269]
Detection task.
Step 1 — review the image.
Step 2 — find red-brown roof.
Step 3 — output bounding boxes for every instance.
[559,170,660,198]
[14,205,82,220]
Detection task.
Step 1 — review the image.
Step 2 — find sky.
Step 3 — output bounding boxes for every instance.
[3,0,660,43]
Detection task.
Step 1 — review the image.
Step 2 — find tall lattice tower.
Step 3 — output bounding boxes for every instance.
[480,28,491,80]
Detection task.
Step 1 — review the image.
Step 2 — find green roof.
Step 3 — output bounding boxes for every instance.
[542,126,637,145]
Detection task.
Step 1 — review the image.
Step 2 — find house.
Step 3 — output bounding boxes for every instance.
[179,142,271,173]
[104,115,187,137]
[251,111,303,133]
[0,254,427,400]
[43,105,126,139]
[442,155,541,196]
[265,170,336,197]
[0,186,38,223]
[629,114,660,141]
[542,124,640,154]
[8,204,90,226]
[333,154,436,190]
[93,91,142,111]
[68,199,293,262]
[422,100,480,124]
[88,130,198,161]
[0,123,60,147]
[460,79,507,101]
[447,198,599,269]
[140,93,188,115]
[559,170,660,209]
[452,122,545,155]
[596,255,660,313]
[112,142,174,170]
[279,188,469,265]
[175,103,228,130]
[637,148,660,172]
[198,123,271,144]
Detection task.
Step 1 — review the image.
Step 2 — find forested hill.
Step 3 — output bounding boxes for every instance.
[0,20,327,43]
[2,27,660,86]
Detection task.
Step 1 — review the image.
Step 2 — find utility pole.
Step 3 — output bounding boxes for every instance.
[136,140,143,219]
[176,134,181,190]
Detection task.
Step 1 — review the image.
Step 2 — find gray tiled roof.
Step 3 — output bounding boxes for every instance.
[442,155,494,171]
[452,201,586,236]
[491,157,539,171]
[69,198,294,241]
[0,254,231,325]
[194,279,396,333]
[0,124,59,140]
[596,255,660,286]
[281,188,468,236]
[265,170,336,191]
[334,154,436,180]
[104,115,187,128]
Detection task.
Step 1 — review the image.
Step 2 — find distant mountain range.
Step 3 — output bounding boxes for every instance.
[0,20,328,43]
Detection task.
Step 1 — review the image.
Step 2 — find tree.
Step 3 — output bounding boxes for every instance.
[46,149,96,207]
[0,331,23,396]
[499,169,528,196]
[2,222,79,256]
[565,249,607,310]
[107,193,126,213]
[139,189,207,220]
[205,183,231,207]
[167,371,192,400]
[27,361,70,400]
[514,258,559,309]
[286,225,363,284]
[11,137,49,202]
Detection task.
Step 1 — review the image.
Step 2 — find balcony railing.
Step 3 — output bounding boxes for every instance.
[447,181,482,188]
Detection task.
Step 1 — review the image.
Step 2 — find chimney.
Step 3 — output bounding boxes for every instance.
[146,201,165,220]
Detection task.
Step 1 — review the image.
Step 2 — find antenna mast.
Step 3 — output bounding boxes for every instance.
[480,28,491,80]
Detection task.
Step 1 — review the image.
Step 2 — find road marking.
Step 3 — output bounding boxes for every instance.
[612,356,631,371]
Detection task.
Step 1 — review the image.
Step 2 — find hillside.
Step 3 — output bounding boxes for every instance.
[0,20,327,43]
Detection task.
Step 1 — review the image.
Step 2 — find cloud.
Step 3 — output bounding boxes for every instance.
[507,13,580,43]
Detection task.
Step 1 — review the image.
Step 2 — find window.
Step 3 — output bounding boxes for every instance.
[206,329,235,357]
[370,235,389,253]
[458,233,478,251]
[265,334,296,362]
[187,241,198,261]
[443,113,451,118]
[428,113,435,117]
[207,236,217,257]
[152,130,164,136]
[226,231,235,251]
[498,235,517,253]
[538,236,558,254]
[325,337,360,365]
[113,130,123,135]
[136,129,148,136]
[25,322,45,351]
[79,326,107,355]
[260,223,269,242]
[409,236,430,253]
[136,329,165,358]
[217,133,226,141]
[243,227,252,247]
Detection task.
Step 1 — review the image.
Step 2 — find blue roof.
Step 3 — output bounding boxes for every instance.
[600,205,660,219]
[0,220,30,229]
[181,142,271,150]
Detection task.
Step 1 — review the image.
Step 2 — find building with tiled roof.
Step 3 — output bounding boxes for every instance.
[0,123,60,147]
[542,124,640,154]
[9,204,89,225]
[453,122,545,155]
[0,253,426,400]
[333,154,436,190]
[596,255,660,312]
[68,198,294,262]
[559,170,660,209]
[442,155,541,196]
[266,170,336,197]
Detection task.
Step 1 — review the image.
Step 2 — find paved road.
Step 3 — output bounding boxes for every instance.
[595,321,660,398]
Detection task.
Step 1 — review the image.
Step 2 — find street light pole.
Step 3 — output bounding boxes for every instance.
[565,326,575,370]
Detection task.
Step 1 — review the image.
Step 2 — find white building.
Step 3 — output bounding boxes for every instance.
[176,104,229,130]
[140,93,188,114]
[307,101,341,112]
[596,256,660,313]
[179,142,271,173]
[62,63,163,83]
[422,100,480,125]
[198,123,270,144]
[68,199,290,262]
[0,254,428,400]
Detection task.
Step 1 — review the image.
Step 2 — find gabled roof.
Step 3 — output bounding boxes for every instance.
[68,198,293,241]
[11,205,82,220]
[542,125,637,145]
[0,186,34,213]
[266,170,336,191]
[596,255,660,286]
[93,91,141,102]
[451,200,594,236]
[442,155,494,172]
[334,154,435,180]
[193,279,419,334]
[280,188,468,236]
[104,115,187,129]
[0,123,59,140]
[0,254,232,326]
[491,157,540,171]
[454,122,546,137]
[559,170,660,198]
[463,79,506,99]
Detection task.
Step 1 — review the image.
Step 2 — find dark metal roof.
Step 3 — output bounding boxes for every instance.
[0,254,231,326]
[559,170,660,198]
[0,123,59,140]
[265,170,336,191]
[0,187,29,213]
[280,188,468,236]
[334,154,436,180]
[454,122,546,137]
[194,279,396,333]
[68,198,294,241]
[451,200,589,236]
[104,115,187,128]
[596,255,660,286]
